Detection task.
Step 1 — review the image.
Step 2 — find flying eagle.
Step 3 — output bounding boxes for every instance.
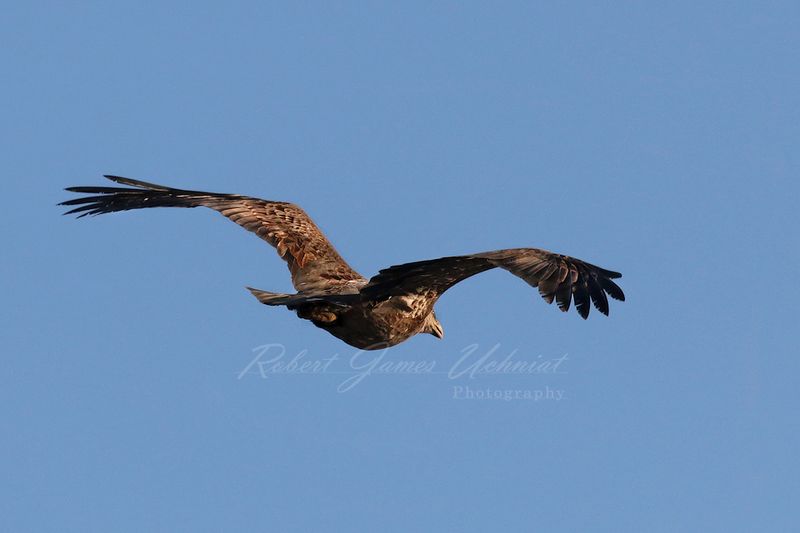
[61,176,625,349]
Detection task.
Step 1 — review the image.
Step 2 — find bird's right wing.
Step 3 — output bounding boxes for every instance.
[361,248,625,319]
[61,175,365,292]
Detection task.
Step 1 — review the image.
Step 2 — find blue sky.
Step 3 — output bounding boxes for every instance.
[2,2,798,531]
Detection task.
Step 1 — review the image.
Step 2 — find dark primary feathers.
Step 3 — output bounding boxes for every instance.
[61,175,364,292]
[363,249,624,319]
[61,175,625,348]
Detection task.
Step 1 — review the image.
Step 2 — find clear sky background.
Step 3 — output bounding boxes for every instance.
[2,2,798,532]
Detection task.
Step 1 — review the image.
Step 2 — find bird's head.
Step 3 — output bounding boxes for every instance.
[423,311,444,339]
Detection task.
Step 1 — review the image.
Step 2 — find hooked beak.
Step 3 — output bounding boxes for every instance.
[429,320,444,339]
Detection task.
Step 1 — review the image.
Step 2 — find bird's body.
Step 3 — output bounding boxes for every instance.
[300,293,435,349]
[61,176,625,349]
[247,280,442,348]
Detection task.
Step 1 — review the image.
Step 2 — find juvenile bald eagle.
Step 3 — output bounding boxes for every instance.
[61,176,625,349]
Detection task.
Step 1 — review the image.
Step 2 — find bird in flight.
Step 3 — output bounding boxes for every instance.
[61,176,625,350]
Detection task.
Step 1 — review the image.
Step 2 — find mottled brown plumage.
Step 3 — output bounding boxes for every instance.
[61,175,625,349]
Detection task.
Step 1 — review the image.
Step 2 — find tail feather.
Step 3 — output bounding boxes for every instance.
[246,287,296,306]
[246,287,357,309]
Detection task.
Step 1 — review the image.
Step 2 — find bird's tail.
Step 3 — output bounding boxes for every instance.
[247,287,357,310]
[246,287,297,306]
[60,175,227,217]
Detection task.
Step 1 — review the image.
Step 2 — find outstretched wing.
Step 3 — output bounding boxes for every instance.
[361,248,625,319]
[60,175,365,292]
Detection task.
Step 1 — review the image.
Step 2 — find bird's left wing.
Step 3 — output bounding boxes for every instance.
[361,248,625,319]
[60,175,365,292]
